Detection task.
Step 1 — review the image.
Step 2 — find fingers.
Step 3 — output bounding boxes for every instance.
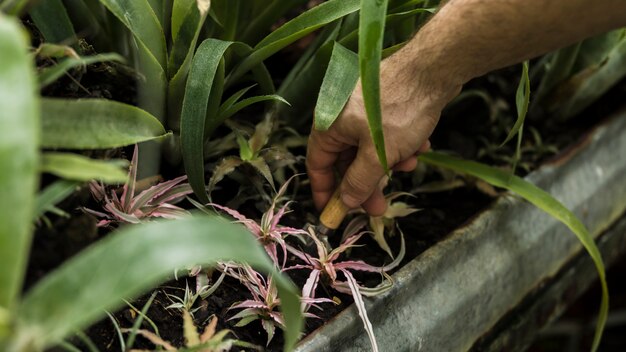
[361,187,387,216]
[306,131,346,211]
[339,146,387,210]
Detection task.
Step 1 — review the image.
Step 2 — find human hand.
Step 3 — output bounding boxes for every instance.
[306,59,461,216]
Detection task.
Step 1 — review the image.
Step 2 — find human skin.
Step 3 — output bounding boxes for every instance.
[306,0,626,216]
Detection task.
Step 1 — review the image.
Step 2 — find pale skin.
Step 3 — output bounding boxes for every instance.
[307,0,626,216]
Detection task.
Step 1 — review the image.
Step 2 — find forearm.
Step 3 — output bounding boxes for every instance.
[388,0,626,91]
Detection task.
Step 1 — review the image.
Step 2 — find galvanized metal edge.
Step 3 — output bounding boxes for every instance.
[295,111,626,352]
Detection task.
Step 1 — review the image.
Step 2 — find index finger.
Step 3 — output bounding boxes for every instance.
[306,130,346,211]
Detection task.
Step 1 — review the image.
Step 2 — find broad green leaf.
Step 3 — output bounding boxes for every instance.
[359,0,390,172]
[38,53,125,88]
[35,180,81,220]
[180,39,235,203]
[40,153,129,183]
[314,42,359,131]
[41,98,167,149]
[171,0,195,40]
[227,0,360,84]
[0,14,39,310]
[419,151,608,352]
[533,43,581,104]
[167,0,209,78]
[17,217,303,352]
[500,61,530,147]
[557,33,626,119]
[276,22,342,127]
[97,0,167,68]
[29,0,77,46]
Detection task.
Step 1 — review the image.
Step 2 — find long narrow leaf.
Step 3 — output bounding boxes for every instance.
[218,95,289,122]
[40,153,129,183]
[314,42,359,131]
[35,180,81,220]
[41,98,167,149]
[17,217,303,352]
[38,53,125,88]
[97,0,167,68]
[227,0,360,85]
[500,61,530,147]
[180,39,235,203]
[419,151,608,351]
[359,0,390,172]
[29,0,77,46]
[0,14,39,310]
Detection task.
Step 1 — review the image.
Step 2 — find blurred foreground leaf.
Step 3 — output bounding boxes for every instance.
[0,14,39,310]
[41,98,167,149]
[17,217,303,351]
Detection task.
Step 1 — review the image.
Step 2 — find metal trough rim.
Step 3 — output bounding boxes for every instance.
[295,110,626,352]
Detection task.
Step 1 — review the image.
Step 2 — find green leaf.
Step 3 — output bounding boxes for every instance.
[359,0,390,172]
[0,14,39,310]
[38,53,125,88]
[236,133,253,161]
[227,0,360,85]
[180,39,235,204]
[97,0,167,68]
[40,153,129,183]
[35,180,81,220]
[239,0,307,44]
[17,217,303,352]
[168,0,209,79]
[314,42,359,131]
[171,0,195,40]
[419,151,608,352]
[500,61,530,147]
[218,94,289,123]
[41,98,167,149]
[29,0,77,46]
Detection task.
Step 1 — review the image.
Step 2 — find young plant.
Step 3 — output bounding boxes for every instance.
[207,116,278,196]
[209,175,307,267]
[85,145,193,226]
[346,192,420,258]
[224,264,331,346]
[286,226,405,352]
[124,311,261,352]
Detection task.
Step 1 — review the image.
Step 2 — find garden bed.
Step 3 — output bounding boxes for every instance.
[295,108,626,352]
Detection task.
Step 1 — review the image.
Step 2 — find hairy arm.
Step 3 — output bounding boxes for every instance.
[307,0,626,215]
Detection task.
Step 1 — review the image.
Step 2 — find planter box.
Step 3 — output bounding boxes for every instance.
[295,110,626,352]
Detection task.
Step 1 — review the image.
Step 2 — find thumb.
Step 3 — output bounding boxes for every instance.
[339,147,386,209]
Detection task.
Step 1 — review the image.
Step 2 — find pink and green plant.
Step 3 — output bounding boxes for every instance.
[85,145,193,227]
[224,264,331,346]
[209,176,307,267]
[286,225,405,352]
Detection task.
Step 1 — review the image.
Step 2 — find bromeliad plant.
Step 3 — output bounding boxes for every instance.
[124,311,262,352]
[85,145,194,227]
[210,176,308,267]
[286,224,405,352]
[224,263,333,346]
